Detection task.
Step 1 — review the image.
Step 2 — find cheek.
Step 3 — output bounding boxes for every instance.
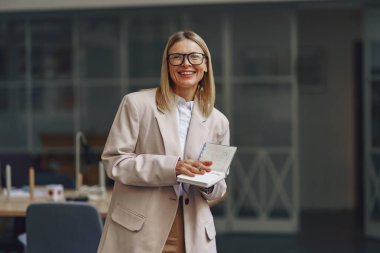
[198,63,207,74]
[197,66,207,78]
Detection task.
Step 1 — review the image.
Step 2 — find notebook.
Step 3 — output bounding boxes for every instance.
[177,143,237,188]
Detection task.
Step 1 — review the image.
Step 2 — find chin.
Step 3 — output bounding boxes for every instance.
[175,79,197,87]
[179,83,198,90]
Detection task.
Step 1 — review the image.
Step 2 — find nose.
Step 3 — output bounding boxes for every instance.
[181,55,191,66]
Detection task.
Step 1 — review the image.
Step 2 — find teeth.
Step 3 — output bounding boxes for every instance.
[180,72,194,75]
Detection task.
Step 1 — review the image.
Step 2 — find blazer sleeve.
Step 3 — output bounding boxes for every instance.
[102,95,179,187]
[200,115,230,201]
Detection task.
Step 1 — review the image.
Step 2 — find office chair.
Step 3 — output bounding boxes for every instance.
[25,202,103,253]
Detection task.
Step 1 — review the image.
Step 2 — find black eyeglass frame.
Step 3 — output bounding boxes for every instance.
[167,53,207,66]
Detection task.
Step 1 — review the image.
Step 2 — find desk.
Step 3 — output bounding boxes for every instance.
[0,189,111,218]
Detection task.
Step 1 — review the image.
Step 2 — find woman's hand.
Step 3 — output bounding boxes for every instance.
[175,160,212,176]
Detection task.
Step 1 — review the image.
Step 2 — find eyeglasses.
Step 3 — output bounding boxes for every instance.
[167,53,206,66]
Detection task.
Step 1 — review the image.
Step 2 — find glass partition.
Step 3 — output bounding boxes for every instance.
[31,18,72,80]
[233,82,292,147]
[364,9,380,239]
[78,17,120,79]
[32,81,74,148]
[0,20,26,81]
[0,5,299,233]
[78,16,122,134]
[128,15,178,79]
[232,10,292,77]
[0,20,27,149]
[0,84,28,148]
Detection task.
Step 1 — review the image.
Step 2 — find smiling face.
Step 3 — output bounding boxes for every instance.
[168,39,208,101]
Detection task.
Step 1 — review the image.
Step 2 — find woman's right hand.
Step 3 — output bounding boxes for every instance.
[175,159,212,177]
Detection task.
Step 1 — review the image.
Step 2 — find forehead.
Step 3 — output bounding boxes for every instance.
[169,39,204,54]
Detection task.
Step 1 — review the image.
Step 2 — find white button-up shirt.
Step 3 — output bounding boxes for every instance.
[174,95,193,196]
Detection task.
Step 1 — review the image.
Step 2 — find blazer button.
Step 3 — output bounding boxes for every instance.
[185,198,190,205]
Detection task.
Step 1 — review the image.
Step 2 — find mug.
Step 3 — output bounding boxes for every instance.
[46,184,64,201]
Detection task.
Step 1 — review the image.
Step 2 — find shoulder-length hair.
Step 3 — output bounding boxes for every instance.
[156,30,215,117]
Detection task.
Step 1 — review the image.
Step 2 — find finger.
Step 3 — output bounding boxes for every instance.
[201,160,213,166]
[192,161,205,170]
[186,162,204,175]
[181,167,195,177]
[185,161,208,174]
[197,161,212,172]
[176,161,194,175]
[183,159,195,166]
[193,167,206,175]
[183,163,202,175]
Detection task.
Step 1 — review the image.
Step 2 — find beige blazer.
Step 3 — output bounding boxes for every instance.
[97,88,230,253]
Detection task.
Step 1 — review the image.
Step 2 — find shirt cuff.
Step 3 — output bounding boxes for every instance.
[199,185,214,194]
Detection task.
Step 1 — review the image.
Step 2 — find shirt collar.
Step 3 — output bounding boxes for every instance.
[175,94,194,111]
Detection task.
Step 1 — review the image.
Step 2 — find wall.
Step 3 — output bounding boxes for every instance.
[298,9,362,210]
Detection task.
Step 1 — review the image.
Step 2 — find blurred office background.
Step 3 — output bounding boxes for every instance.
[1,0,380,252]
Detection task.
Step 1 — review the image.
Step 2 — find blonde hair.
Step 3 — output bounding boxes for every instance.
[156,30,215,117]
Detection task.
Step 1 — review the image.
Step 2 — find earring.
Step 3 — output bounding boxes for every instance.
[199,83,204,92]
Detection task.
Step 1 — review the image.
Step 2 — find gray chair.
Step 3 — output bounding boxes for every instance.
[25,202,103,253]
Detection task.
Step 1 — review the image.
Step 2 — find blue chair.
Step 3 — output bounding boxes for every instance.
[25,202,103,253]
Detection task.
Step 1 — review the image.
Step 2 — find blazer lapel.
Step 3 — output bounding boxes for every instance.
[155,98,208,159]
[181,100,208,193]
[184,100,208,160]
[155,106,181,157]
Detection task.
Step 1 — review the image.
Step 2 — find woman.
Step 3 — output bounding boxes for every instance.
[98,30,230,253]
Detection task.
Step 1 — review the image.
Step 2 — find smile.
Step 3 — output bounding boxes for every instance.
[178,71,195,75]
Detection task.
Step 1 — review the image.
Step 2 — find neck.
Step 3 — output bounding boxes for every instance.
[173,86,198,102]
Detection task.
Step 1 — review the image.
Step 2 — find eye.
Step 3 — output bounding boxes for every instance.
[171,54,183,60]
[190,53,202,60]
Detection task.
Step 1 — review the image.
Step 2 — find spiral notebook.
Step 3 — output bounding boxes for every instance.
[177,143,237,188]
